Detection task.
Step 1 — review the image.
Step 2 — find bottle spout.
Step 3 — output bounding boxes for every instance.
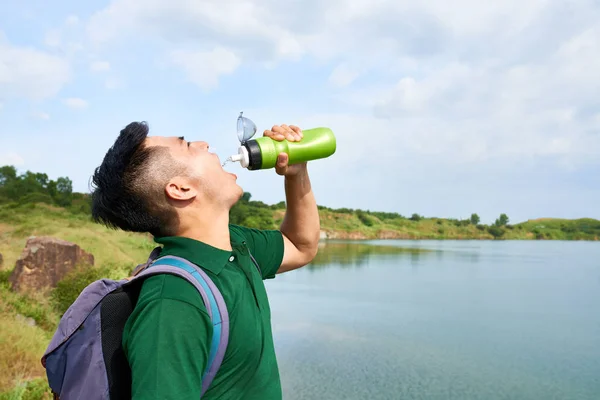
[230,154,243,163]
[222,147,250,169]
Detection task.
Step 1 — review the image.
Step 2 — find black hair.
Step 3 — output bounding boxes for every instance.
[90,121,181,237]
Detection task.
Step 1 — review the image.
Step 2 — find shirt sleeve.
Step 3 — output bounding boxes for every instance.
[233,225,285,280]
[123,296,213,399]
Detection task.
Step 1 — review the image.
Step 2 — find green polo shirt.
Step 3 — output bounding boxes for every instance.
[122,224,285,400]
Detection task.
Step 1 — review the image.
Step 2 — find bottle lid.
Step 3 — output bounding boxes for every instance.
[237,112,257,143]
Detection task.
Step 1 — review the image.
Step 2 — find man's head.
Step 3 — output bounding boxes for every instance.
[91,121,242,237]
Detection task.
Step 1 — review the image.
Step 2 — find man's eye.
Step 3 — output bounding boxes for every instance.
[187,142,191,147]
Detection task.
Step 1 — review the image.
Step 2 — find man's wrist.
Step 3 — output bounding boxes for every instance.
[284,163,308,181]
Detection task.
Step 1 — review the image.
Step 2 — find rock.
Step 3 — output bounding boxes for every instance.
[0,252,3,268]
[9,236,94,293]
[16,313,36,327]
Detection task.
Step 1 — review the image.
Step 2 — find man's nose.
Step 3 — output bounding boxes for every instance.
[191,141,209,150]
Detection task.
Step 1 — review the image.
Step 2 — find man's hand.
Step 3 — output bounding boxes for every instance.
[263,124,306,177]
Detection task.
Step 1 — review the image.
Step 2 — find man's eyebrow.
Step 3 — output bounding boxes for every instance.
[178,136,185,141]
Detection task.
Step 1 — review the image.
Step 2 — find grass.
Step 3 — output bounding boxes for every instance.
[316,209,599,241]
[0,203,157,276]
[0,300,53,397]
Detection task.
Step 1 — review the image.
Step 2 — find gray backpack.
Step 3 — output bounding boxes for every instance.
[41,248,242,399]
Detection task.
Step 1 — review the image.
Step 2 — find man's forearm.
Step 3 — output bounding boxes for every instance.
[280,165,320,262]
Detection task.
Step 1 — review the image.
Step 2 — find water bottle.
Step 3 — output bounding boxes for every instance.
[225,113,336,170]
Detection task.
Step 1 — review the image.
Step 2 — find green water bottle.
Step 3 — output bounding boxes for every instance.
[228,112,336,170]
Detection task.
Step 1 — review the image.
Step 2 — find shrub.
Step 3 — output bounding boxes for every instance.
[19,192,55,205]
[488,226,505,239]
[356,211,374,227]
[51,265,114,316]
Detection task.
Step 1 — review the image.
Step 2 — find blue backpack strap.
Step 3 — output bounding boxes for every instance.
[136,256,229,396]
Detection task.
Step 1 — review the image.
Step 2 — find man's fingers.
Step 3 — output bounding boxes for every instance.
[264,129,285,141]
[273,124,299,141]
[275,153,288,175]
[265,125,303,142]
[290,125,303,139]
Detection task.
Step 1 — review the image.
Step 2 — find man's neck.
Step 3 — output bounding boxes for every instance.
[176,208,232,251]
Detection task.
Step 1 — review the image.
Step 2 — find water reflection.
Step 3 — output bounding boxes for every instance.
[307,240,430,269]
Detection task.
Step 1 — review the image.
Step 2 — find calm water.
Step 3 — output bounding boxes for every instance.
[265,240,600,400]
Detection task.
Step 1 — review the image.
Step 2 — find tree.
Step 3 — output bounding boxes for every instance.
[0,165,17,186]
[470,213,480,225]
[53,177,73,207]
[494,213,509,227]
[410,213,422,221]
[241,192,252,202]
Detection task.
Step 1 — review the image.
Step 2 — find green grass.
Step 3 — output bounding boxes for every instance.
[0,202,157,275]
[316,209,599,241]
[0,295,54,396]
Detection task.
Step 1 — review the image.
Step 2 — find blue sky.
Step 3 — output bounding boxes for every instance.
[0,0,599,224]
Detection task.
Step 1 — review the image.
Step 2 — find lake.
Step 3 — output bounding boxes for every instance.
[265,240,600,400]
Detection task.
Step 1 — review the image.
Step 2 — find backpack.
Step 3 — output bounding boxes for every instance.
[40,247,240,400]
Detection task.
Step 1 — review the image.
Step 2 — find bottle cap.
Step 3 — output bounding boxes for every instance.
[227,147,250,169]
[237,112,257,143]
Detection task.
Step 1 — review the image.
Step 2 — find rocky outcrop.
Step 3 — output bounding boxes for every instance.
[319,229,414,240]
[0,252,3,268]
[9,236,94,294]
[319,230,369,240]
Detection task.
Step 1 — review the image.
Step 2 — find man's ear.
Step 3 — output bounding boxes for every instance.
[165,176,197,202]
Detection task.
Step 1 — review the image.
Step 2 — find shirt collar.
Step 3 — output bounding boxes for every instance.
[153,235,235,275]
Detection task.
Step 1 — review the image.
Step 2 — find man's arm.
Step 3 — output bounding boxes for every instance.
[279,162,320,273]
[263,124,321,274]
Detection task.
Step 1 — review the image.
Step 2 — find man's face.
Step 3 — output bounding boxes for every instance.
[145,135,242,205]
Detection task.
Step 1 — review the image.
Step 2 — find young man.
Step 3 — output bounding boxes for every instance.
[90,121,320,399]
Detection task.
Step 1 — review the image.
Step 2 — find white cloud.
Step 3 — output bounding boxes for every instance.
[328,64,360,88]
[66,15,79,25]
[44,29,61,47]
[90,61,111,72]
[0,32,70,101]
[0,152,25,166]
[83,0,600,168]
[31,112,50,120]
[170,47,240,90]
[63,98,88,109]
[104,77,120,89]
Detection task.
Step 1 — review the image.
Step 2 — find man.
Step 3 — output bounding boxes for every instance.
[90,121,320,399]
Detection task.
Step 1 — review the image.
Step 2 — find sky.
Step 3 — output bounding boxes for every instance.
[0,0,598,224]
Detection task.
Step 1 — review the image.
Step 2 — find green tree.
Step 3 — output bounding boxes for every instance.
[54,177,73,207]
[410,213,422,221]
[470,213,480,225]
[494,213,509,227]
[0,165,17,186]
[241,192,252,203]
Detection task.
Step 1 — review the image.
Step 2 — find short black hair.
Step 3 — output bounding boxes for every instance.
[90,121,182,237]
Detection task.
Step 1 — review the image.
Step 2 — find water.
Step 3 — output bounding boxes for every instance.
[265,240,600,400]
[222,157,232,167]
